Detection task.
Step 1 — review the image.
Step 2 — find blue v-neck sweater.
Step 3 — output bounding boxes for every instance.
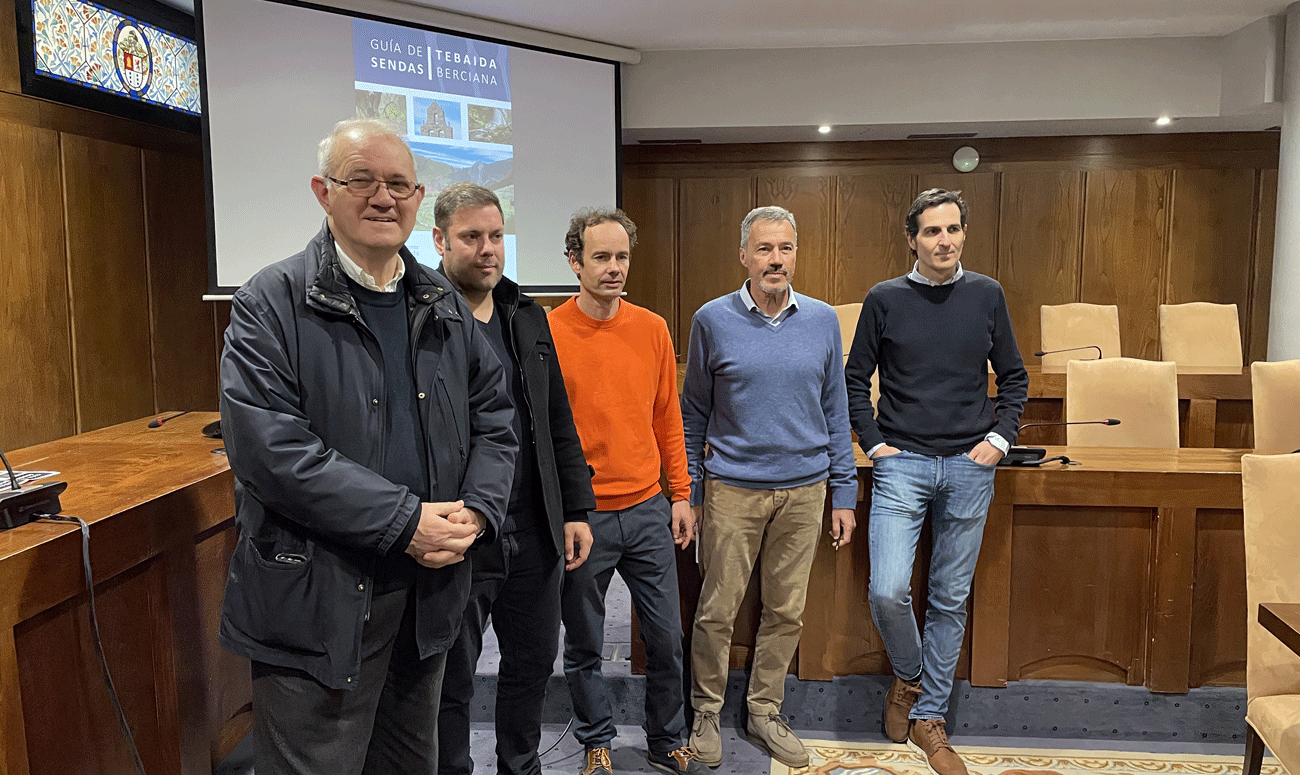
[681,291,858,510]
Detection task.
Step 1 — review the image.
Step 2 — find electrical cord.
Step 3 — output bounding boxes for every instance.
[1,447,19,489]
[538,715,575,758]
[39,513,148,775]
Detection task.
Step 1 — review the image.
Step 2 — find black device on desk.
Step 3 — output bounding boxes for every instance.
[0,445,67,529]
[999,419,1121,467]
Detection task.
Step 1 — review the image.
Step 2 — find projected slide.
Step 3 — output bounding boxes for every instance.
[201,0,617,293]
[351,19,516,275]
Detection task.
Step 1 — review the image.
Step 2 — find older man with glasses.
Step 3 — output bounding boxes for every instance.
[218,118,516,775]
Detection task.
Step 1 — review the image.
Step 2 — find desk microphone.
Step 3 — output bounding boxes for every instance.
[999,419,1121,466]
[148,410,192,428]
[1033,345,1102,359]
[0,443,67,529]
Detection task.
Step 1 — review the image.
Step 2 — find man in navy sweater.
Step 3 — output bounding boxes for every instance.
[682,205,858,770]
[845,189,1028,775]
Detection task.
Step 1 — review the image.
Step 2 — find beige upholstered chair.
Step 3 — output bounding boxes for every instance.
[1243,453,1300,774]
[1039,303,1122,373]
[833,303,862,355]
[832,302,881,414]
[1253,360,1300,455]
[1065,358,1179,448]
[1159,302,1244,374]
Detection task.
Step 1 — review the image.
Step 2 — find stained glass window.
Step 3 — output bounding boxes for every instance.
[29,0,201,116]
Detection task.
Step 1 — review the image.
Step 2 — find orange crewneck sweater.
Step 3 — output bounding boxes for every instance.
[548,297,690,511]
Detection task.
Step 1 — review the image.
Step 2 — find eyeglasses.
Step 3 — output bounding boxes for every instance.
[326,176,423,200]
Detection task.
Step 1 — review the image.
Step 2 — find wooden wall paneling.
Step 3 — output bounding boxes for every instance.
[0,627,31,775]
[998,170,1085,361]
[834,173,915,304]
[1081,169,1170,359]
[1006,506,1151,684]
[676,177,754,344]
[758,174,834,304]
[62,133,155,432]
[622,177,680,349]
[917,172,999,278]
[1214,399,1254,449]
[16,559,181,775]
[1164,168,1257,354]
[0,121,76,449]
[0,0,19,93]
[1249,168,1278,363]
[1188,509,1247,687]
[144,150,219,413]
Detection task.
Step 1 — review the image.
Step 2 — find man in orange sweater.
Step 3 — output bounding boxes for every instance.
[549,208,709,775]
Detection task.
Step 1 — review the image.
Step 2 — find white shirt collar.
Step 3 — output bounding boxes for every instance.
[334,240,405,293]
[907,261,964,287]
[740,280,799,319]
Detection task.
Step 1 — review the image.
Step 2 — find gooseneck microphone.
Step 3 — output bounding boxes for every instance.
[998,419,1121,467]
[1033,345,1102,359]
[147,410,192,428]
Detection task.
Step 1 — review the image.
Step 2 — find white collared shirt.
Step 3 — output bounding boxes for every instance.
[335,241,405,293]
[739,280,799,326]
[907,260,964,287]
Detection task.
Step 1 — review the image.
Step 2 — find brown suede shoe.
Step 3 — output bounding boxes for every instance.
[907,718,968,775]
[884,677,922,743]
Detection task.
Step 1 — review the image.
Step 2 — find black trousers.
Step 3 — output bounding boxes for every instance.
[251,585,447,775]
[438,527,564,775]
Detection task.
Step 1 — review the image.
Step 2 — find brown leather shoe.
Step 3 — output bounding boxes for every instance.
[746,712,809,768]
[580,747,614,775]
[907,718,968,775]
[884,677,922,743]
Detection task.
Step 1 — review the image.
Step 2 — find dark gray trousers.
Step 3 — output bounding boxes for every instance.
[251,585,447,775]
[560,493,688,756]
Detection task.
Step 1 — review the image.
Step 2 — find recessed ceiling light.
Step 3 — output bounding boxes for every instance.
[1155,116,1172,126]
[818,125,832,134]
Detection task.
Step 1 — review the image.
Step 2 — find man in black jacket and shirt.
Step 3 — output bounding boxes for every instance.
[433,182,597,775]
[219,120,517,775]
[844,189,1028,775]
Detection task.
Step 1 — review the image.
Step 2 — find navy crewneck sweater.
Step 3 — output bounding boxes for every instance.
[844,271,1029,457]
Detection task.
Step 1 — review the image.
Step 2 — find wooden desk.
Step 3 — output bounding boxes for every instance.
[677,446,1246,695]
[1260,603,1300,658]
[674,364,1254,448]
[0,414,243,775]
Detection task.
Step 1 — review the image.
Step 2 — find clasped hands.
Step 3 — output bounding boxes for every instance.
[405,500,484,568]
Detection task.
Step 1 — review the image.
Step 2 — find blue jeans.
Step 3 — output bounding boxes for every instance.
[560,493,687,756]
[867,450,997,719]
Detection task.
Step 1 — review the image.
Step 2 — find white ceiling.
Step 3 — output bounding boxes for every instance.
[164,0,1290,50]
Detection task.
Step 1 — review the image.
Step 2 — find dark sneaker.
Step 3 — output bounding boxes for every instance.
[689,710,722,766]
[884,676,922,742]
[580,746,613,775]
[745,712,809,768]
[647,746,712,773]
[907,718,968,775]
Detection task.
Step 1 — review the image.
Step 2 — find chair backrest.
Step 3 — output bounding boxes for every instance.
[833,303,862,354]
[1159,302,1243,374]
[1252,360,1300,454]
[1039,303,1122,373]
[1065,358,1179,447]
[1243,453,1300,701]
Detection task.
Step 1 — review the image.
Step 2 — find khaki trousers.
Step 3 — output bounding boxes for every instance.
[690,477,826,716]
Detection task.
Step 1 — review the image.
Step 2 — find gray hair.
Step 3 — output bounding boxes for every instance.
[565,208,638,264]
[433,183,502,234]
[905,189,968,240]
[317,118,413,178]
[740,206,797,248]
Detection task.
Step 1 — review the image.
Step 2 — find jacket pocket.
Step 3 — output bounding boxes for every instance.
[231,530,327,656]
[438,374,467,460]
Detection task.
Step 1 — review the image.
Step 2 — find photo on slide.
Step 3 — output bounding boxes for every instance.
[468,104,511,145]
[411,144,515,233]
[354,88,406,126]
[413,96,461,140]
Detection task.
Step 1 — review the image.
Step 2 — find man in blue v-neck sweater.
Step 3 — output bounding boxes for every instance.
[682,206,858,771]
[845,189,1028,775]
